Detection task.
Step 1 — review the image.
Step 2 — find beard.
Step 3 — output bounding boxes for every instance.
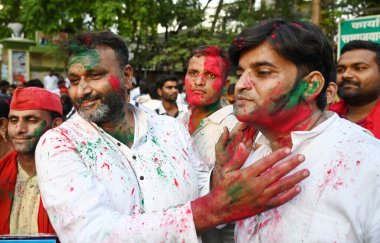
[75,89,126,124]
[338,79,379,106]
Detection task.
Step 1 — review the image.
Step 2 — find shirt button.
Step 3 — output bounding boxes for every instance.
[132,155,137,160]
[140,176,144,180]
[117,142,121,146]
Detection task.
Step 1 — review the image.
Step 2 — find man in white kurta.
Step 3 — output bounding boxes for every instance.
[236,113,380,242]
[228,19,380,242]
[36,104,205,242]
[179,105,237,172]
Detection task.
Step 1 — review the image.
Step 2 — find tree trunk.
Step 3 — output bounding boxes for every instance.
[311,0,321,26]
[211,0,223,33]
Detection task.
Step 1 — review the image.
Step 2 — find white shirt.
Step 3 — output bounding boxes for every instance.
[235,112,380,243]
[178,105,238,172]
[156,102,188,118]
[36,104,208,242]
[43,75,59,92]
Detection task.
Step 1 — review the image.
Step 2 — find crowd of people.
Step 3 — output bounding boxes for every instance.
[0,18,379,243]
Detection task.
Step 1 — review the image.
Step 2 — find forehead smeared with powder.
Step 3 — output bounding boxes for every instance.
[192,46,230,80]
[68,45,101,71]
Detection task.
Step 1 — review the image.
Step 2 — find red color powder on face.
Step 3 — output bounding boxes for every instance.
[108,75,122,95]
[356,160,361,166]
[70,187,74,192]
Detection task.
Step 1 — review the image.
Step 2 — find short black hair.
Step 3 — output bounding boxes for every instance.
[25,79,44,88]
[190,45,230,82]
[341,40,380,70]
[156,74,179,89]
[228,19,335,110]
[0,80,9,87]
[66,30,129,69]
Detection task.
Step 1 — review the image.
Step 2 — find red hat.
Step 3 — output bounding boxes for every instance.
[10,87,63,115]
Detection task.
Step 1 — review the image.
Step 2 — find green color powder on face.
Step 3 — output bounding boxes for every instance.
[285,80,320,109]
[68,47,101,71]
[33,121,47,137]
[227,184,243,204]
[286,80,308,109]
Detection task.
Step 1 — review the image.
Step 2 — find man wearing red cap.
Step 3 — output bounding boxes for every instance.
[0,87,62,235]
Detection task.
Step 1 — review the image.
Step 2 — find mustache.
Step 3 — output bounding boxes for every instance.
[74,93,102,105]
[338,79,360,87]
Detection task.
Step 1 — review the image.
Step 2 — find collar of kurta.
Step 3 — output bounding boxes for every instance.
[254,112,339,152]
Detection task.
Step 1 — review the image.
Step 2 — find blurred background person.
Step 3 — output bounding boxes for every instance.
[0,96,12,160]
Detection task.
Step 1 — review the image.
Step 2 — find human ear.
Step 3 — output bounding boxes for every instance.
[302,71,325,102]
[326,82,338,105]
[0,118,8,142]
[157,88,163,97]
[123,64,134,89]
[52,118,63,128]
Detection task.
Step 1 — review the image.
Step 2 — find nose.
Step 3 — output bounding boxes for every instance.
[339,68,354,81]
[194,75,206,86]
[14,120,28,135]
[76,78,92,98]
[235,70,253,91]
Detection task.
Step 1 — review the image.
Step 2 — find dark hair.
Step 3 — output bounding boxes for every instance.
[66,30,129,69]
[25,79,44,88]
[177,82,184,93]
[0,96,11,118]
[49,111,62,121]
[156,74,179,89]
[138,80,150,95]
[0,80,9,87]
[227,83,236,95]
[228,19,335,110]
[148,83,160,99]
[341,40,380,70]
[190,45,231,82]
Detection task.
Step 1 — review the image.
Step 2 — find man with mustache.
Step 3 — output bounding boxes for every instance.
[330,40,380,139]
[0,87,62,235]
[229,20,380,242]
[155,74,187,117]
[35,31,309,242]
[178,45,242,243]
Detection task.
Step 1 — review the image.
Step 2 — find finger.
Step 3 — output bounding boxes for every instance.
[259,154,306,188]
[223,143,251,172]
[264,169,309,196]
[244,147,292,177]
[264,185,302,208]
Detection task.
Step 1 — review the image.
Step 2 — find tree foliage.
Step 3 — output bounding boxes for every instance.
[0,0,379,76]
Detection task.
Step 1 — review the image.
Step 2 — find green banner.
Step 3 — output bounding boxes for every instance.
[338,15,380,55]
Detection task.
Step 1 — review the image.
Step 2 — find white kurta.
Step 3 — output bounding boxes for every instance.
[178,105,238,172]
[235,112,380,243]
[36,104,208,242]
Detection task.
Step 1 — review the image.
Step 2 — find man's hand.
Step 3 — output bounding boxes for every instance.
[191,147,309,232]
[213,122,257,188]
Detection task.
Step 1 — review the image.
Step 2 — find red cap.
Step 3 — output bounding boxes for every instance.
[10,87,63,115]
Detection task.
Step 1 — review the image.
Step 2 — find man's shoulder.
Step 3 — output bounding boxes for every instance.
[210,105,238,127]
